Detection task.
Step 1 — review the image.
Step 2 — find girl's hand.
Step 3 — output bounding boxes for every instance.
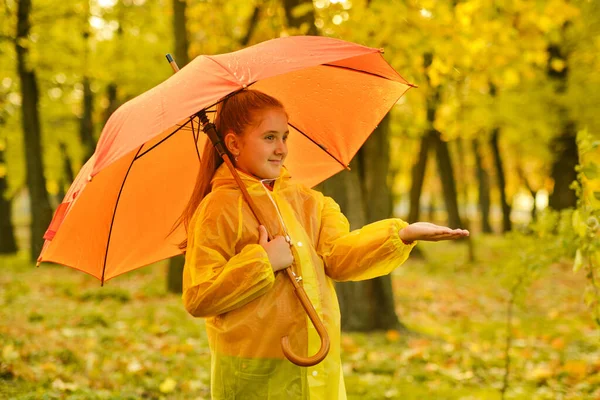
[258,225,294,272]
[399,222,469,243]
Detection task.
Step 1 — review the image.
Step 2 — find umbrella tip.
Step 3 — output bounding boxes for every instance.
[166,53,174,62]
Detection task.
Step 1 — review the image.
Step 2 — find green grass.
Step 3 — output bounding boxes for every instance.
[1,237,599,399]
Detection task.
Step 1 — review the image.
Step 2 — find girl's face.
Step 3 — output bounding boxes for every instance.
[232,108,289,180]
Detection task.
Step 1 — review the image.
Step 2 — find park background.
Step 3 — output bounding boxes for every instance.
[1,0,600,398]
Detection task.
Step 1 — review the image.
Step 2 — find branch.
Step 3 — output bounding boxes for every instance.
[240,5,261,46]
[515,163,536,198]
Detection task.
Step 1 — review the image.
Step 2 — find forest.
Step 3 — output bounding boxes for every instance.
[1,0,600,398]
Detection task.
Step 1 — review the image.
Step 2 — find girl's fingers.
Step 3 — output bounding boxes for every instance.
[430,232,468,241]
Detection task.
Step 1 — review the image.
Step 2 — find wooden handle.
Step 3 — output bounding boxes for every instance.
[281,268,330,366]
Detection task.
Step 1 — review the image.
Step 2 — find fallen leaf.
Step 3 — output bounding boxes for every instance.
[562,360,587,380]
[550,337,566,351]
[159,377,177,393]
[385,330,401,343]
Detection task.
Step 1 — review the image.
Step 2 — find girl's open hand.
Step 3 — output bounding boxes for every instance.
[399,222,469,243]
[258,225,294,272]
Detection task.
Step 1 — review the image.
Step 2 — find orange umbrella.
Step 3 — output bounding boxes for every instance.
[37,36,413,283]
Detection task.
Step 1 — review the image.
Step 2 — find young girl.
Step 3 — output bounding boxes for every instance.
[181,89,469,399]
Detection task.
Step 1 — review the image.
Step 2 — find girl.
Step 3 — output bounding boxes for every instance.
[181,89,469,399]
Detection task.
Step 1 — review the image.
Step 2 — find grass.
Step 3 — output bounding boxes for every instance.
[1,236,599,399]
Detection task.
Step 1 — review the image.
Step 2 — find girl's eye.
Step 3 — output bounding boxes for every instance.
[265,135,275,140]
[283,135,289,142]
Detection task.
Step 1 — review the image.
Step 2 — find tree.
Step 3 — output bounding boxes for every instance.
[167,0,191,294]
[15,0,53,261]
[0,142,18,254]
[283,0,406,331]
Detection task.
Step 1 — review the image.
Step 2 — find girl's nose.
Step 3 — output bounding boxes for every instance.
[275,140,287,155]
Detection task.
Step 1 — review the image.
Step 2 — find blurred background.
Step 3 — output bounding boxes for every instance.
[1,0,600,399]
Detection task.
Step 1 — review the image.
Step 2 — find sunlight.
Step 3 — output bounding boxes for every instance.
[536,190,549,210]
[97,0,117,8]
[420,8,433,18]
[89,15,105,30]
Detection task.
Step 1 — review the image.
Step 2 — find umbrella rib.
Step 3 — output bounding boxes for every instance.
[101,145,143,285]
[287,121,350,171]
[135,116,194,160]
[190,117,201,161]
[322,63,416,87]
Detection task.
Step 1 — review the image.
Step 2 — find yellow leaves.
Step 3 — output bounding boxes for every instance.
[536,15,554,34]
[562,360,588,380]
[550,58,566,72]
[159,377,177,393]
[544,0,581,27]
[126,359,143,374]
[572,210,588,238]
[573,249,584,273]
[427,56,452,88]
[1,344,19,362]
[341,335,360,353]
[526,363,554,382]
[291,2,315,19]
[547,308,560,320]
[385,329,401,343]
[428,68,442,88]
[550,337,566,351]
[502,69,521,89]
[52,378,79,392]
[41,361,58,373]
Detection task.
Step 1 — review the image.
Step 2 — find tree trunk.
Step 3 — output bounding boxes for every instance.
[454,139,474,262]
[284,0,403,331]
[80,8,95,163]
[516,163,538,222]
[490,128,512,232]
[80,76,95,163]
[172,0,190,66]
[57,142,74,203]
[167,0,191,294]
[547,42,578,210]
[319,118,404,331]
[16,0,53,260]
[103,83,119,125]
[407,134,431,224]
[431,131,463,229]
[282,0,318,35]
[548,125,578,210]
[472,138,492,233]
[354,114,404,331]
[0,146,18,254]
[318,158,373,331]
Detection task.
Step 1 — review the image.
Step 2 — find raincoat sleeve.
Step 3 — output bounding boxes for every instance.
[182,193,275,318]
[316,195,416,282]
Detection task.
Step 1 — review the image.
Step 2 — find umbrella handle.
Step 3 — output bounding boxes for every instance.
[198,113,331,367]
[281,268,331,366]
[167,54,331,367]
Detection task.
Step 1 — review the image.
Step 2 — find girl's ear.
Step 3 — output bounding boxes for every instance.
[224,132,241,156]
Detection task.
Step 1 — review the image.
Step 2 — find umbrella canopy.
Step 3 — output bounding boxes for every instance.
[37,36,414,283]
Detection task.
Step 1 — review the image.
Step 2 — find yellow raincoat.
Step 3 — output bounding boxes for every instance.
[183,164,416,399]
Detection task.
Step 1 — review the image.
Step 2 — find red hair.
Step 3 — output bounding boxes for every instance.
[176,89,285,250]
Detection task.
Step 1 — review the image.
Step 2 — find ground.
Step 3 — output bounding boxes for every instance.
[1,236,598,399]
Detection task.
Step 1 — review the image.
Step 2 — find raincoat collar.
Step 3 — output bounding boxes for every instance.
[211,162,292,191]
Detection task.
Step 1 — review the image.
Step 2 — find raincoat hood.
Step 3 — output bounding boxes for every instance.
[211,163,292,191]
